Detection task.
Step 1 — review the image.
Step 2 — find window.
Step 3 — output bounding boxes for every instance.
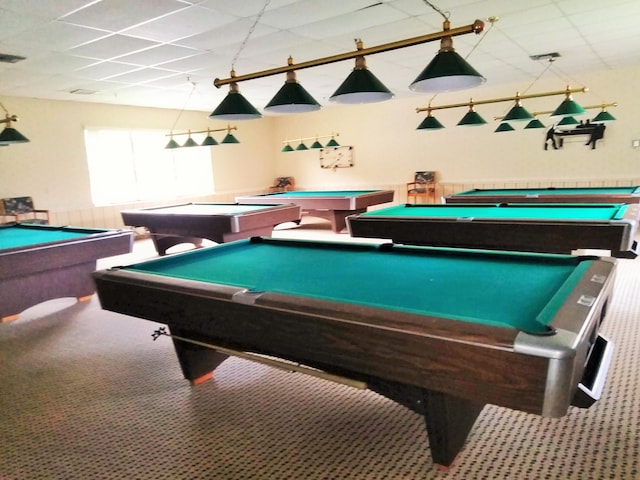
[84,128,214,206]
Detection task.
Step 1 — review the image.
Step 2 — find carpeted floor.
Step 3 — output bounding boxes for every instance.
[1,221,639,479]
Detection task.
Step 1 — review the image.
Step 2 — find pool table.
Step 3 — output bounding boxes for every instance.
[443,186,640,204]
[1,223,134,322]
[121,202,301,255]
[347,203,640,258]
[235,190,394,232]
[93,237,615,468]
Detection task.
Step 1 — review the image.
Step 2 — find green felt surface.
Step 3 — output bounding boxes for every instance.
[455,186,640,196]
[127,239,591,333]
[363,203,628,220]
[253,190,379,198]
[0,225,99,250]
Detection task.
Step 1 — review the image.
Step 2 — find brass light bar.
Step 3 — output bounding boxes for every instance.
[0,114,18,125]
[416,86,588,113]
[214,20,485,88]
[281,132,339,144]
[166,125,237,137]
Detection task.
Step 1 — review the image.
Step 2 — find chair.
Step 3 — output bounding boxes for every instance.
[407,171,436,203]
[269,176,295,192]
[0,197,50,224]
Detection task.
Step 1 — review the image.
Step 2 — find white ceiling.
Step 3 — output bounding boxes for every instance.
[0,0,638,114]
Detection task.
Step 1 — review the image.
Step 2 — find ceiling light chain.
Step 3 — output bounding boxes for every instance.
[230,0,271,70]
[422,0,449,21]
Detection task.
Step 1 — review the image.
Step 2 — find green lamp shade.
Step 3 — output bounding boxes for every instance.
[417,115,444,130]
[325,137,340,147]
[329,68,393,104]
[0,127,29,143]
[210,91,262,121]
[295,142,308,151]
[494,122,515,132]
[282,144,294,152]
[264,82,321,114]
[550,98,586,118]
[164,138,179,149]
[557,116,579,126]
[524,118,545,129]
[593,110,616,122]
[409,50,485,93]
[457,110,487,126]
[202,136,219,146]
[221,133,240,144]
[183,137,198,147]
[310,140,323,149]
[503,104,534,122]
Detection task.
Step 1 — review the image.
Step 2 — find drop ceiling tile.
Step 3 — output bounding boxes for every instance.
[197,0,297,18]
[121,5,239,43]
[18,53,98,74]
[0,8,49,40]
[75,61,143,80]
[259,0,378,29]
[116,44,202,67]
[1,21,109,51]
[68,34,159,60]
[0,0,95,19]
[105,66,181,84]
[175,18,277,50]
[60,0,188,32]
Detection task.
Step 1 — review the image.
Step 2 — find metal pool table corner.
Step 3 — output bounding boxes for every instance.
[92,237,615,468]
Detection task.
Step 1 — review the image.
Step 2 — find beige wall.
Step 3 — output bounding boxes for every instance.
[1,64,639,229]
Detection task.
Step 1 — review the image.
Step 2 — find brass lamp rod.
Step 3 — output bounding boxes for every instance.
[416,86,588,113]
[166,125,237,137]
[282,133,339,144]
[214,20,485,88]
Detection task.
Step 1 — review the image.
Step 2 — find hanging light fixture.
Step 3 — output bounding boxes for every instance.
[502,94,534,121]
[182,131,198,147]
[416,110,445,130]
[524,118,545,129]
[221,125,240,144]
[416,86,588,130]
[164,125,239,149]
[329,39,393,104]
[165,135,180,149]
[409,18,486,93]
[557,116,579,126]
[494,122,514,132]
[280,133,340,152]
[325,135,340,147]
[212,8,486,113]
[550,86,586,118]
[457,101,487,126]
[264,58,321,113]
[210,76,262,121]
[0,105,29,145]
[592,104,617,122]
[202,130,219,146]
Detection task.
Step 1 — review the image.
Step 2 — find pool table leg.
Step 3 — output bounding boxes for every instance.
[368,380,484,469]
[169,326,229,385]
[152,233,204,256]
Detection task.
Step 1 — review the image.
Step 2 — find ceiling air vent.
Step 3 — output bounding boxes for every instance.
[0,53,26,63]
[529,52,561,61]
